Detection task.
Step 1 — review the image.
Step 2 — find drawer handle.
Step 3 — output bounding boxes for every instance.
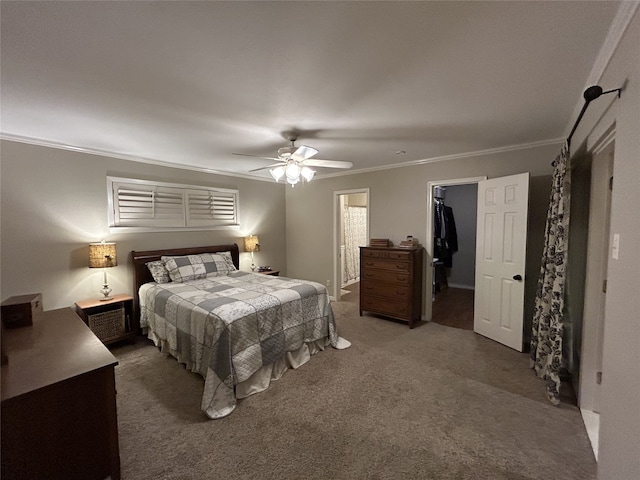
[396,265,405,269]
[365,262,374,267]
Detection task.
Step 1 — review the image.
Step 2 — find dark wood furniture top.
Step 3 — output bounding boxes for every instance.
[1,307,120,480]
[359,246,424,328]
[1,308,118,401]
[131,243,240,329]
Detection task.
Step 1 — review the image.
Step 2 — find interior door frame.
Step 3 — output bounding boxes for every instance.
[333,188,370,301]
[579,126,615,413]
[425,177,486,322]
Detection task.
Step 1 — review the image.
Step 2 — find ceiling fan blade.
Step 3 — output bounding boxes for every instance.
[303,159,353,169]
[232,152,280,161]
[249,163,284,172]
[291,145,318,161]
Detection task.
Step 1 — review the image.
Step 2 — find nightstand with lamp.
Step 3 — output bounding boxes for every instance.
[75,241,135,346]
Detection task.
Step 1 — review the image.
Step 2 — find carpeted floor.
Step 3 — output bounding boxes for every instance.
[112,296,596,480]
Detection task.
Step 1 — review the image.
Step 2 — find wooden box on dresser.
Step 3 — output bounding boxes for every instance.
[359,246,424,328]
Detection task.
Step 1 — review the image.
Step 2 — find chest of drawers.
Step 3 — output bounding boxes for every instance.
[1,308,121,479]
[359,246,424,328]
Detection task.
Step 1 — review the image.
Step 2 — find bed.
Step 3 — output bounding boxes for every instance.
[131,244,349,419]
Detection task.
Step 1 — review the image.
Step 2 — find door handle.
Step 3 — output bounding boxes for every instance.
[513,274,523,281]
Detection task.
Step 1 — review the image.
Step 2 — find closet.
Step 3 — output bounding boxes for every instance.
[431,184,477,330]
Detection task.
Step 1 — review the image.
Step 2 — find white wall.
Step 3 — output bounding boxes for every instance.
[0,140,287,310]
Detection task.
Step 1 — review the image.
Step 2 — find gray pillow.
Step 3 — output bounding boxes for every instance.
[161,252,236,283]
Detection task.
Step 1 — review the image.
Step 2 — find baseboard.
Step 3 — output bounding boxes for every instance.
[447,283,475,290]
[341,277,360,288]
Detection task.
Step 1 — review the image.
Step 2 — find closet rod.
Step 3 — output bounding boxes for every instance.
[566,85,621,148]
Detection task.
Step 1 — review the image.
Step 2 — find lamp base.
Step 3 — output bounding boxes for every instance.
[99,284,113,301]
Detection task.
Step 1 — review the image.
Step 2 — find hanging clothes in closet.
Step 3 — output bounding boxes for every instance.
[434,192,458,268]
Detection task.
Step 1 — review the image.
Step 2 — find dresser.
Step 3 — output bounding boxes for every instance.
[360,246,424,328]
[1,308,121,480]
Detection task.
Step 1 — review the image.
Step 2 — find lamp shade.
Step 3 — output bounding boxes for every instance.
[244,235,260,253]
[89,242,117,268]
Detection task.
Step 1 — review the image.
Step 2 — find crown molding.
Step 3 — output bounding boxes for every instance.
[315,137,564,179]
[2,131,564,183]
[0,133,274,183]
[563,1,639,139]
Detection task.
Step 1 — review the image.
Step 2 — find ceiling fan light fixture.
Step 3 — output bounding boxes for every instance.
[270,166,285,182]
[238,134,351,186]
[301,166,315,182]
[285,161,301,180]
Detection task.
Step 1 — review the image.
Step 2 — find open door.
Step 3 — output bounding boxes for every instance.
[474,172,530,351]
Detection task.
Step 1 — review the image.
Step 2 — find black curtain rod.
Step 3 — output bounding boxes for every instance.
[566,85,622,148]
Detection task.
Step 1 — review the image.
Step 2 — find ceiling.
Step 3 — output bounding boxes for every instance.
[0,1,624,180]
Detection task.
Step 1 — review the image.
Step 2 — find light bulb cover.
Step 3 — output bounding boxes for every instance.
[301,166,315,182]
[285,161,301,180]
[270,166,285,182]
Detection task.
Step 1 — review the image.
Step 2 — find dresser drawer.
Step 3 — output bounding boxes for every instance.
[361,269,411,285]
[361,283,411,299]
[361,258,410,273]
[361,296,410,320]
[362,249,412,260]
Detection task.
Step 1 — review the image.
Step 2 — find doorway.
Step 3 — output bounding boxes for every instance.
[426,173,530,352]
[431,183,478,330]
[333,188,370,302]
[425,177,485,325]
[577,135,615,460]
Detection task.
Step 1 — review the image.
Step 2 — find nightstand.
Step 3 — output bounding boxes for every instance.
[257,270,280,276]
[75,294,135,346]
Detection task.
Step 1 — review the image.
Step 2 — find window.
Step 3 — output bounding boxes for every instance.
[107,177,239,231]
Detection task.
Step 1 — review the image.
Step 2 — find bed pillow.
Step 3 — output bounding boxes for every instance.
[161,253,236,283]
[199,252,237,277]
[215,251,238,274]
[146,260,171,284]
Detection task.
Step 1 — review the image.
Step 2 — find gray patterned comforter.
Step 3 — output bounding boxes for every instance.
[139,271,338,418]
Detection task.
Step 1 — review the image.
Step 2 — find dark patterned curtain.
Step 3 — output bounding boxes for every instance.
[530,142,571,405]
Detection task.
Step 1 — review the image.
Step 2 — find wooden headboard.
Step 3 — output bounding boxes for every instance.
[130,243,240,331]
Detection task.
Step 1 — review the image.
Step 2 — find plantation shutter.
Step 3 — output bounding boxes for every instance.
[113,182,185,227]
[186,189,238,227]
[108,177,239,230]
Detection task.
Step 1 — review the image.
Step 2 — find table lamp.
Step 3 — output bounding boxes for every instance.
[89,241,117,300]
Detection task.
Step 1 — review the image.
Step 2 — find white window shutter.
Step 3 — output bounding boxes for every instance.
[186,189,238,227]
[108,177,239,231]
[113,182,185,227]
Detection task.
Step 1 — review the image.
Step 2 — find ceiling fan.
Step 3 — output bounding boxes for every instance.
[232,132,353,186]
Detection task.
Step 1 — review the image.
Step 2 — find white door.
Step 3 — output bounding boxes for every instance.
[474,172,530,351]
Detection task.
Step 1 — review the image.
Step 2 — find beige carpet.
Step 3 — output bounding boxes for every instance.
[112,297,596,480]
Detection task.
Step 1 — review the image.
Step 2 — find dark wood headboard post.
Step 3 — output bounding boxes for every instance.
[130,244,240,333]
